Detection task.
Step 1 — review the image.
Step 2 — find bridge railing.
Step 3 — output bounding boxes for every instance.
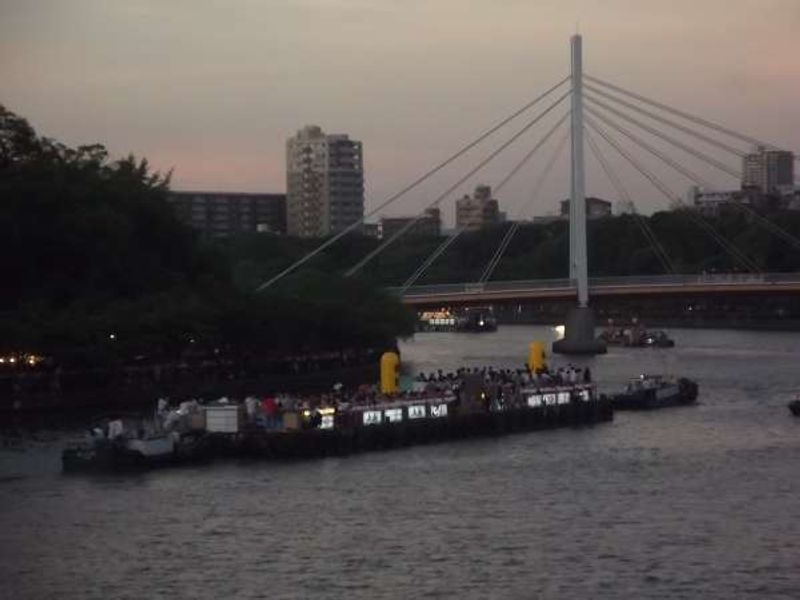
[588,273,770,286]
[391,278,576,297]
[391,272,800,298]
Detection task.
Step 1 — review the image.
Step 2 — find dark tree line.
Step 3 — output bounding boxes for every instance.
[0,105,414,367]
[225,208,800,291]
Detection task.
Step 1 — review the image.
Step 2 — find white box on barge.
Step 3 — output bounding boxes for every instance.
[204,405,244,433]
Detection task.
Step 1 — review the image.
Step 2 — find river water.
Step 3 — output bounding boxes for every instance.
[1,326,799,599]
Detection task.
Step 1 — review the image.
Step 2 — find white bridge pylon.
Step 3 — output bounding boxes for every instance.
[553,34,607,355]
[569,33,589,309]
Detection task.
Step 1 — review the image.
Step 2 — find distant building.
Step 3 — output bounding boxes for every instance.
[456,185,500,231]
[559,196,612,219]
[361,222,380,238]
[688,187,752,216]
[381,207,441,240]
[168,191,286,238]
[531,215,565,225]
[286,125,364,238]
[742,146,795,196]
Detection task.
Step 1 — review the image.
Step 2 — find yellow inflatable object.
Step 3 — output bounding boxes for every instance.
[380,351,400,394]
[527,341,546,372]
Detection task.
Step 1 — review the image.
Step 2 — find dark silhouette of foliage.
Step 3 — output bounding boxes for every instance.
[0,105,413,364]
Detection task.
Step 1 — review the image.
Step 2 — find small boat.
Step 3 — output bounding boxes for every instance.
[640,330,675,348]
[610,375,698,410]
[456,307,497,332]
[598,319,674,348]
[62,414,208,472]
[788,398,800,417]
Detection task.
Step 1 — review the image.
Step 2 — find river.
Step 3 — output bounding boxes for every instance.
[1,326,799,599]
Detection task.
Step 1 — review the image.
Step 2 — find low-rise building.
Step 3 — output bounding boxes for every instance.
[381,207,441,240]
[361,222,381,238]
[559,197,612,219]
[687,186,762,216]
[456,185,500,231]
[168,191,286,238]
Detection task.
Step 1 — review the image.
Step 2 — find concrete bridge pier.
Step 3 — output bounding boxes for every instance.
[552,306,607,355]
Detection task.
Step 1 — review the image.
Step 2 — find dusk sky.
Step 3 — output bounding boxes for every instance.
[3,0,799,222]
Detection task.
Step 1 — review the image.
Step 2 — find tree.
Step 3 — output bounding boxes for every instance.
[0,104,414,365]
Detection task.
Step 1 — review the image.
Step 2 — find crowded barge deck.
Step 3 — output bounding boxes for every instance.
[62,364,614,470]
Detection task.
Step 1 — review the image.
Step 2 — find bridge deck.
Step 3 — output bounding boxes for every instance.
[395,274,800,306]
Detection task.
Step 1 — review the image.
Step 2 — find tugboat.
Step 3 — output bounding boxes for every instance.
[598,318,674,348]
[62,417,177,471]
[639,330,675,348]
[62,404,209,472]
[456,306,497,332]
[610,374,698,410]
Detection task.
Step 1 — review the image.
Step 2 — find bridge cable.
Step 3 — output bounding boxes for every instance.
[254,75,570,291]
[478,129,570,283]
[345,92,571,277]
[587,108,800,255]
[477,222,520,284]
[585,115,761,273]
[583,84,745,157]
[587,134,675,274]
[585,74,784,152]
[586,105,716,189]
[400,112,569,291]
[725,202,800,254]
[585,114,760,273]
[584,128,676,274]
[400,229,465,292]
[584,94,741,178]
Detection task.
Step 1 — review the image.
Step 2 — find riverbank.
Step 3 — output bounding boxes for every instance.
[0,361,380,419]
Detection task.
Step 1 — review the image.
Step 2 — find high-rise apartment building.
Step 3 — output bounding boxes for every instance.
[455,185,500,231]
[741,147,795,195]
[286,125,364,238]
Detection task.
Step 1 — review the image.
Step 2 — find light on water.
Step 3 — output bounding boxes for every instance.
[1,326,800,599]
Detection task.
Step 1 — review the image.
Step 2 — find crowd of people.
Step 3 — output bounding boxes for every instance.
[155,362,594,431]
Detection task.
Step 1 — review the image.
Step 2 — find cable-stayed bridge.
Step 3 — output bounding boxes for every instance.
[258,36,799,353]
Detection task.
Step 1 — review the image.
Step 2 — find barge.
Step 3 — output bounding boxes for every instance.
[238,384,611,459]
[62,381,612,470]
